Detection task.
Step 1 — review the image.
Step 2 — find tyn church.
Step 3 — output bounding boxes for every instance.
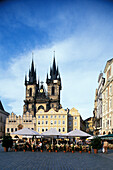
[23,57,62,117]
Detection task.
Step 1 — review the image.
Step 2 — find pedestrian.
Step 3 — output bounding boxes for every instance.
[103,140,108,153]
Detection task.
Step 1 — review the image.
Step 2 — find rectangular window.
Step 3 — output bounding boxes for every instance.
[75,117,77,119]
[63,128,65,132]
[69,122,71,125]
[11,128,13,132]
[54,115,57,118]
[59,115,61,118]
[46,115,48,118]
[51,120,53,125]
[58,120,61,124]
[42,120,44,124]
[42,128,44,132]
[69,117,72,120]
[38,116,40,119]
[54,121,57,124]
[58,128,61,132]
[42,115,44,119]
[7,128,9,132]
[75,122,77,126]
[51,115,53,118]
[63,121,65,124]
[46,121,48,124]
[15,128,17,131]
[38,128,40,132]
[38,121,40,125]
[63,115,65,118]
[46,128,48,131]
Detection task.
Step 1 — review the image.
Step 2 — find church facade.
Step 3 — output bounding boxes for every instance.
[5,55,85,135]
[23,57,62,117]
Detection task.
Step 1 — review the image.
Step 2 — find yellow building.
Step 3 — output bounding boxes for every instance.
[36,107,85,134]
[36,108,67,134]
[84,117,93,135]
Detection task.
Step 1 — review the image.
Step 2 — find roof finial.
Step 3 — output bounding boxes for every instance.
[32,51,34,60]
[53,50,55,58]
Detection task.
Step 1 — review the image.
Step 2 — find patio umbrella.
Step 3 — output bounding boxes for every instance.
[66,129,91,137]
[41,128,62,145]
[11,128,41,136]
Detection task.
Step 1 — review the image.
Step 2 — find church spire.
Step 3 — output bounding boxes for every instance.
[25,74,27,85]
[28,55,37,84]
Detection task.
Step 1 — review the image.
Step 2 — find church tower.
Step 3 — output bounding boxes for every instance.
[23,59,39,117]
[46,56,62,110]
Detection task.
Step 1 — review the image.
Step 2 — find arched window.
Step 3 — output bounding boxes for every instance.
[29,88,32,97]
[51,86,55,95]
[38,105,44,110]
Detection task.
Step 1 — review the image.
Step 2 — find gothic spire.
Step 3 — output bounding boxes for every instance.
[46,73,48,83]
[28,57,37,84]
[25,74,27,85]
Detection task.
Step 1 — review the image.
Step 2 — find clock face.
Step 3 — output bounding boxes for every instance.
[40,89,43,93]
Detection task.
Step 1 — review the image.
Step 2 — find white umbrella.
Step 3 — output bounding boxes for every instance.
[87,135,105,140]
[67,129,91,137]
[11,128,41,136]
[41,128,62,145]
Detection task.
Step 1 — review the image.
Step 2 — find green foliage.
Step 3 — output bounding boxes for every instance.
[33,144,35,151]
[72,144,75,151]
[55,145,58,151]
[2,135,13,149]
[91,137,101,150]
[79,145,82,151]
[63,144,66,151]
[89,145,91,151]
[15,143,18,150]
[41,144,43,151]
[23,144,27,151]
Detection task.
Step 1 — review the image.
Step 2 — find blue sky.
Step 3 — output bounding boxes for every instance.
[0,0,113,119]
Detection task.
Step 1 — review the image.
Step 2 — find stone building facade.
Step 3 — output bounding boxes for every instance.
[84,117,93,135]
[0,101,9,138]
[5,112,36,135]
[102,59,113,135]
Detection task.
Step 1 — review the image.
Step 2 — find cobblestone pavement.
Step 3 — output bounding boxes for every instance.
[0,149,113,170]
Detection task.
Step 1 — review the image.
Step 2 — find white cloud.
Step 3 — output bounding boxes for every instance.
[0,31,113,119]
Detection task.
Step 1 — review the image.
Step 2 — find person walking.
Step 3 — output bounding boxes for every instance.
[103,140,108,153]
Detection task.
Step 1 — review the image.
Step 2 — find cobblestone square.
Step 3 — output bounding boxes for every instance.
[0,149,113,170]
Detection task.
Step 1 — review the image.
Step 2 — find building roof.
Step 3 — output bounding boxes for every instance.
[104,58,113,73]
[0,100,4,111]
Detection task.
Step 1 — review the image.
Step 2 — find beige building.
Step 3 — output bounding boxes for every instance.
[5,112,36,136]
[0,101,9,138]
[68,108,85,132]
[102,58,113,135]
